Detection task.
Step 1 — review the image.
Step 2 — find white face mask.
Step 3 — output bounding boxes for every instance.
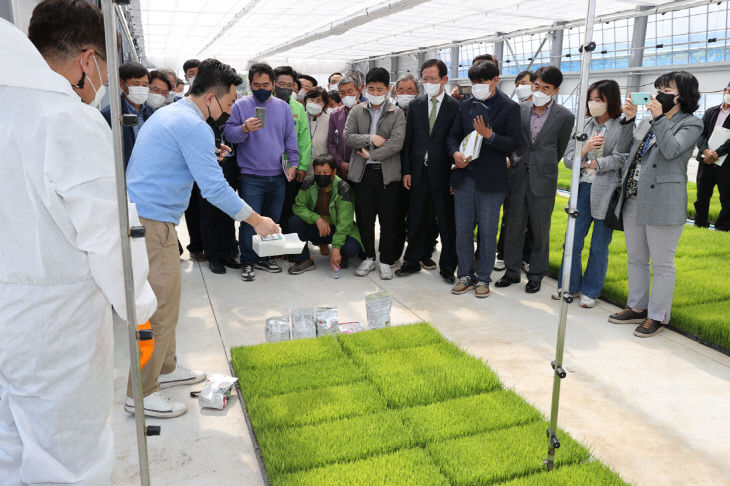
[297,89,307,101]
[147,93,166,109]
[366,92,386,106]
[166,91,177,104]
[328,83,339,91]
[187,76,196,87]
[471,83,492,101]
[423,83,442,98]
[724,93,730,105]
[342,95,358,108]
[396,94,416,108]
[83,55,107,109]
[306,102,323,116]
[588,100,608,118]
[515,84,532,102]
[126,85,149,105]
[532,90,552,107]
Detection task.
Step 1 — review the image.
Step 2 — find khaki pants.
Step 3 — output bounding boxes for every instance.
[127,217,181,397]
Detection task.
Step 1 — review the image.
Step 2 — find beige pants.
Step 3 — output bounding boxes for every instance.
[127,217,181,397]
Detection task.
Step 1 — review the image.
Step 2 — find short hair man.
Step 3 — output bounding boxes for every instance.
[328,72,342,91]
[221,62,300,281]
[176,78,185,94]
[126,59,278,416]
[393,74,420,111]
[183,58,200,89]
[101,61,153,168]
[297,73,318,101]
[343,67,406,280]
[158,68,179,104]
[147,69,171,109]
[496,65,575,293]
[451,53,500,101]
[328,72,363,178]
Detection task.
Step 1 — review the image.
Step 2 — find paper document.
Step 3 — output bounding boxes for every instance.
[460,130,484,163]
[708,126,730,166]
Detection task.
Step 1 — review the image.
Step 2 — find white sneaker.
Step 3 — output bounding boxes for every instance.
[580,295,596,308]
[379,262,393,280]
[493,259,505,271]
[355,258,376,276]
[158,365,206,389]
[124,391,187,418]
[551,290,579,301]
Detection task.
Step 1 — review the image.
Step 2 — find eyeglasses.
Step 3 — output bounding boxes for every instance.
[276,81,295,89]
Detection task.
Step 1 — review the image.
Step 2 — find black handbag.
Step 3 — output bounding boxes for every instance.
[604,186,624,231]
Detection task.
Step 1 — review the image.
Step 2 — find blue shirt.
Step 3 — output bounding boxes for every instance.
[122,96,147,139]
[126,98,251,224]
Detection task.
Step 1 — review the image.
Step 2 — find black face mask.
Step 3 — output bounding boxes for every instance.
[314,174,332,188]
[206,96,230,130]
[274,86,293,102]
[655,92,677,113]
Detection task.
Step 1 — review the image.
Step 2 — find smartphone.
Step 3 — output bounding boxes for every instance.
[631,92,651,105]
[458,84,472,96]
[255,106,266,128]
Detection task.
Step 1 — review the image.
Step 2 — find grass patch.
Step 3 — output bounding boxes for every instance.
[338,322,444,356]
[496,461,628,486]
[272,448,450,486]
[231,335,342,370]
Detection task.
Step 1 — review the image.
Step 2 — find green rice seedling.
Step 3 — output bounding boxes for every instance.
[427,421,590,486]
[399,390,542,444]
[671,300,730,351]
[496,461,628,485]
[246,382,387,431]
[675,225,730,258]
[686,181,721,224]
[337,322,445,357]
[272,448,450,486]
[237,357,365,399]
[231,335,343,370]
[257,410,416,477]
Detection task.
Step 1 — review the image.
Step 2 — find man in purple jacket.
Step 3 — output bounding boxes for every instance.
[327,72,363,179]
[222,63,299,281]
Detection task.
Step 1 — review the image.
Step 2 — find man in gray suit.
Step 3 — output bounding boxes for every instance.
[496,66,575,293]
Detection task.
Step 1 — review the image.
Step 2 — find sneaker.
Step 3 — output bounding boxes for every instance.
[288,259,315,275]
[379,262,393,280]
[390,259,401,268]
[124,391,187,418]
[608,307,647,324]
[240,263,255,281]
[355,258,376,277]
[634,318,664,338]
[255,257,282,273]
[420,257,437,270]
[451,276,475,295]
[475,281,490,298]
[521,261,530,273]
[158,365,206,389]
[580,295,596,308]
[551,290,579,301]
[493,259,505,271]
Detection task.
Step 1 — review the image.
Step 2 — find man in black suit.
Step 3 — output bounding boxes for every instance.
[395,59,460,283]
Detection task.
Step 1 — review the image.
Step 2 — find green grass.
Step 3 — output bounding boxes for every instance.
[496,461,628,486]
[231,324,629,485]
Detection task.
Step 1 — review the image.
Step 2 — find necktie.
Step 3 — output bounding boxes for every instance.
[428,98,438,133]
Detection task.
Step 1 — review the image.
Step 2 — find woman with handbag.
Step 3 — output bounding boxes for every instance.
[608,71,703,337]
[553,80,629,308]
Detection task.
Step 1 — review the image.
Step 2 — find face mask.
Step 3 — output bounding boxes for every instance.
[147,93,166,109]
[588,100,608,118]
[532,90,552,107]
[724,93,730,105]
[252,88,272,102]
[126,85,149,105]
[471,83,492,101]
[187,76,196,87]
[84,55,106,109]
[655,91,677,113]
[205,96,230,130]
[366,92,386,106]
[314,174,332,188]
[329,83,339,91]
[342,95,357,108]
[515,84,532,102]
[396,94,416,108]
[166,92,176,104]
[274,86,292,102]
[297,89,307,101]
[306,102,323,116]
[423,83,442,98]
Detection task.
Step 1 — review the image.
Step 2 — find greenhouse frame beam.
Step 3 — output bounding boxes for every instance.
[196,0,263,56]
[627,6,651,94]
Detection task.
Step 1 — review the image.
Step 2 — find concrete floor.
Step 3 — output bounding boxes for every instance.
[111,224,730,486]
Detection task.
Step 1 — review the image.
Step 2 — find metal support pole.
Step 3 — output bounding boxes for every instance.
[544,0,597,472]
[390,55,398,79]
[550,21,567,68]
[493,34,505,66]
[101,1,153,484]
[627,6,650,95]
[504,39,524,72]
[416,51,426,70]
[449,46,459,80]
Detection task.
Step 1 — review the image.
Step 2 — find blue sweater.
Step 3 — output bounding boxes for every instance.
[126,98,251,224]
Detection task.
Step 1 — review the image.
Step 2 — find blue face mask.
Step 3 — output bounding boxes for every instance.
[252,88,271,102]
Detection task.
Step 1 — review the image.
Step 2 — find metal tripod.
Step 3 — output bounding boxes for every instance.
[544,0,598,471]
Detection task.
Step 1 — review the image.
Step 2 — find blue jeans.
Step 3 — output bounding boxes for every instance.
[287,214,361,263]
[238,174,286,264]
[454,176,506,283]
[558,182,614,298]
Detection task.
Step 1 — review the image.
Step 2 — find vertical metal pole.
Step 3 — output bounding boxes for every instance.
[101,1,152,484]
[627,6,650,94]
[544,0,597,471]
[550,21,567,68]
[449,46,459,80]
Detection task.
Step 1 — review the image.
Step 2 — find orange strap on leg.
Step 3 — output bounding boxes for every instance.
[137,321,154,369]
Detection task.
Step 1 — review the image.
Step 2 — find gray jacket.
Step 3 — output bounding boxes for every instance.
[510,101,575,198]
[563,117,629,220]
[613,112,703,225]
[343,98,406,185]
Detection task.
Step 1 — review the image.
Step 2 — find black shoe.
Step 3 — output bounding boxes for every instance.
[223,255,242,269]
[419,258,437,270]
[525,280,541,293]
[440,269,455,284]
[255,257,282,273]
[240,264,255,282]
[495,275,520,288]
[208,261,226,274]
[395,263,421,277]
[608,307,648,324]
[189,251,207,262]
[634,318,664,337]
[340,258,349,269]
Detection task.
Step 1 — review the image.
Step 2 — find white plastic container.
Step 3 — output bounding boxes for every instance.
[252,233,306,257]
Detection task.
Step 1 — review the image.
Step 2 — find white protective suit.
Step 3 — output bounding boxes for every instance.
[0,19,157,485]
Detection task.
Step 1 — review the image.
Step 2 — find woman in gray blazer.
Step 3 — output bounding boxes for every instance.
[608,71,703,337]
[554,80,628,308]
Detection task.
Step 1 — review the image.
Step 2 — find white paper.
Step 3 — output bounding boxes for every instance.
[252,233,306,257]
[460,130,484,163]
[708,126,730,166]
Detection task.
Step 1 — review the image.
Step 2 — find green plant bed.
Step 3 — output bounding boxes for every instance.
[231,324,629,485]
[496,461,628,486]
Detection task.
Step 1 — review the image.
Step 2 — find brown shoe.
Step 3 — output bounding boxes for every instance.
[608,307,647,324]
[475,281,490,298]
[319,245,330,256]
[634,318,664,338]
[189,251,207,262]
[451,276,475,295]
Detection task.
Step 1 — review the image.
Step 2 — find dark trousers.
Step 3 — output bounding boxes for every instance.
[403,177,456,273]
[200,159,239,262]
[288,214,361,263]
[496,190,533,261]
[396,184,438,262]
[280,178,301,234]
[184,183,203,253]
[238,174,287,264]
[694,161,730,231]
[352,165,401,265]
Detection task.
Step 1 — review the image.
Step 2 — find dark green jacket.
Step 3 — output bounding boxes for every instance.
[293,176,363,250]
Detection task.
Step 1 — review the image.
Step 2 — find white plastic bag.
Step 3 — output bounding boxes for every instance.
[366,292,391,329]
[252,233,306,257]
[315,306,338,336]
[265,315,290,342]
[198,374,238,410]
[292,308,316,339]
